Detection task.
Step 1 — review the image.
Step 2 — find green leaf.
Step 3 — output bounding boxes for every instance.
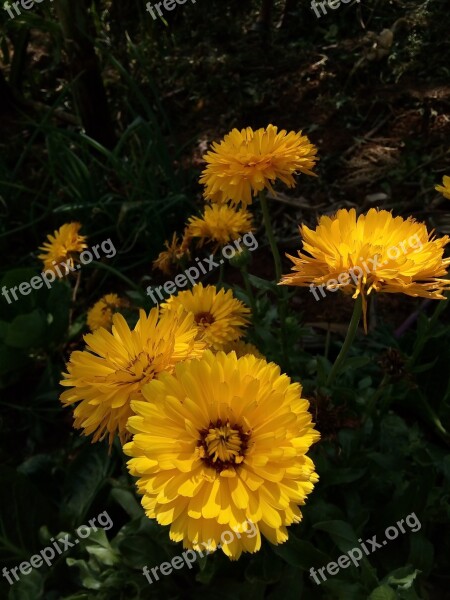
[313,520,359,553]
[8,569,44,600]
[61,443,113,526]
[271,536,329,569]
[368,585,397,600]
[5,310,46,349]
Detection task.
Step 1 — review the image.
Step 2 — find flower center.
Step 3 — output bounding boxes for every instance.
[197,420,250,472]
[195,311,215,327]
[126,352,155,384]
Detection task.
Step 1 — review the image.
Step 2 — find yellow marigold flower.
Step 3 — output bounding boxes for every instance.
[280,208,450,330]
[186,205,254,250]
[87,293,128,332]
[124,350,320,559]
[221,340,264,359]
[60,308,206,445]
[436,175,450,200]
[161,283,250,350]
[153,233,190,275]
[38,222,88,273]
[199,124,318,207]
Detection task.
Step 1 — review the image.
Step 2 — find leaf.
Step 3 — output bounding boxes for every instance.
[313,520,359,553]
[8,569,44,600]
[368,585,397,600]
[271,536,329,569]
[0,467,51,563]
[5,310,46,349]
[61,443,113,526]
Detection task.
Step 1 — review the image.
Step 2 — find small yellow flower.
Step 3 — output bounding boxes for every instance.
[124,350,320,559]
[200,124,318,207]
[60,308,206,445]
[221,340,264,359]
[87,293,128,332]
[160,283,250,350]
[38,222,87,273]
[280,208,450,330]
[153,233,190,275]
[435,175,450,200]
[186,205,254,250]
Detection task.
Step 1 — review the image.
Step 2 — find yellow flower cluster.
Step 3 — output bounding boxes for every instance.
[58,124,450,563]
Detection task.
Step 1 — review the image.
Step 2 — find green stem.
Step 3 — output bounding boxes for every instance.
[89,260,143,295]
[241,265,257,315]
[326,295,363,387]
[259,190,289,368]
[259,190,282,281]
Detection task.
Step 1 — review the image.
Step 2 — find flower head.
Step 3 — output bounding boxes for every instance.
[87,293,128,332]
[161,283,250,350]
[200,125,318,208]
[186,205,254,250]
[221,340,264,359]
[435,175,450,200]
[124,350,320,559]
[153,233,190,275]
[280,208,450,329]
[60,308,206,445]
[38,222,87,273]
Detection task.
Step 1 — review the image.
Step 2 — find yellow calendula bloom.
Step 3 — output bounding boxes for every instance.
[124,350,320,559]
[87,293,128,332]
[280,208,450,330]
[153,233,190,275]
[186,205,254,250]
[221,340,264,359]
[160,283,250,350]
[200,124,318,208]
[435,175,450,200]
[60,308,206,445]
[38,222,88,273]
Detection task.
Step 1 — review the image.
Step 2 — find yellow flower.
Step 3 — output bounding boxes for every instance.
[221,340,264,359]
[38,222,87,273]
[186,205,254,250]
[124,350,320,559]
[161,283,250,350]
[200,124,318,207]
[153,233,190,275]
[87,293,128,332]
[280,208,450,330]
[436,175,450,200]
[60,308,206,445]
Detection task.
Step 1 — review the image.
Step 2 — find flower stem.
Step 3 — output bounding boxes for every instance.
[240,265,257,315]
[326,295,363,387]
[259,190,289,369]
[259,190,282,282]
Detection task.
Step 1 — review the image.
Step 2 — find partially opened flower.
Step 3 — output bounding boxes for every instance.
[186,204,254,250]
[60,308,206,445]
[124,350,320,559]
[87,293,128,332]
[160,283,250,350]
[153,233,190,275]
[221,340,264,359]
[200,125,318,207]
[435,175,450,200]
[280,208,450,330]
[38,222,87,273]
